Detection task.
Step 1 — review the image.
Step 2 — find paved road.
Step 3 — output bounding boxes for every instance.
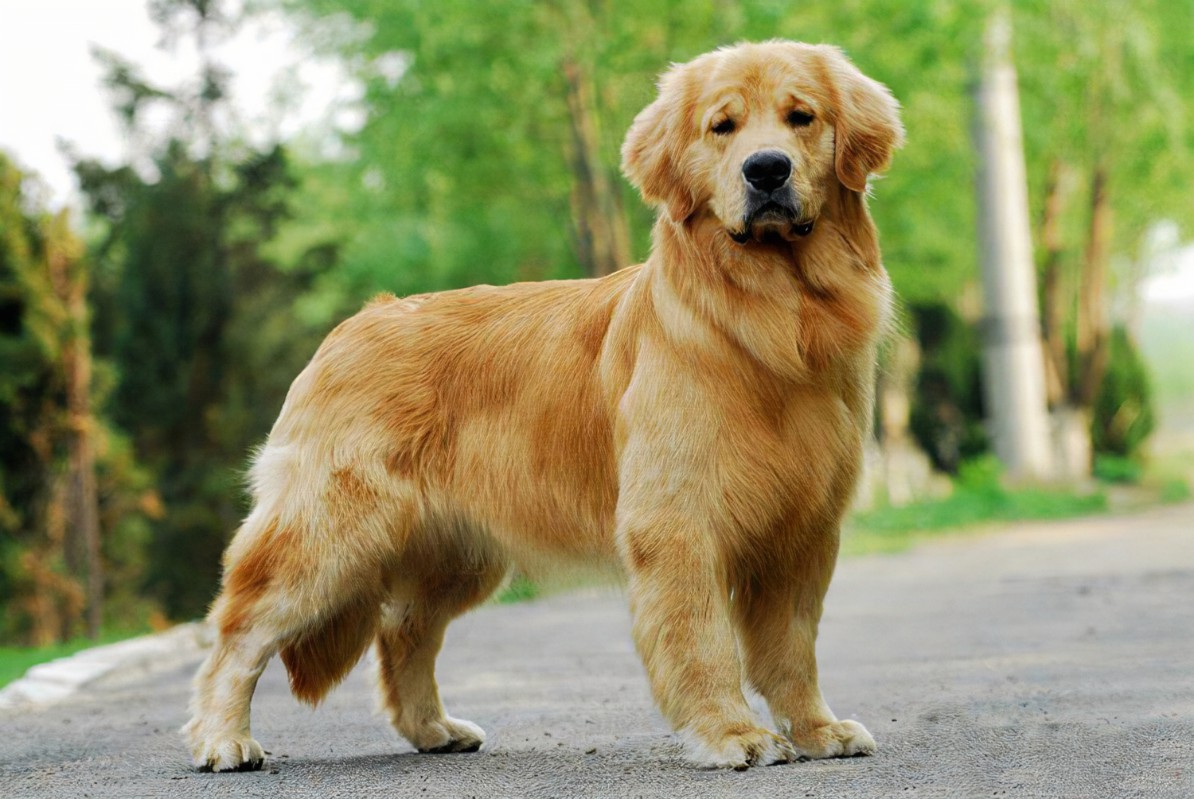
[3,503,1192,798]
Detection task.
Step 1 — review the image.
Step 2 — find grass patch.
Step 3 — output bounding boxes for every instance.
[0,627,148,689]
[845,456,1108,556]
[496,574,541,604]
[1093,454,1144,484]
[1160,478,1192,503]
[1143,452,1194,504]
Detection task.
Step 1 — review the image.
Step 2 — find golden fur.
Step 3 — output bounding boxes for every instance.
[184,40,903,771]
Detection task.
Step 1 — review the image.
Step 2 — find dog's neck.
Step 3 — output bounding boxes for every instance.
[643,186,890,383]
[651,186,881,289]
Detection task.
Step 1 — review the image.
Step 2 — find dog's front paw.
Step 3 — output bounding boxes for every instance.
[189,731,266,772]
[684,725,797,770]
[411,716,486,754]
[787,719,876,759]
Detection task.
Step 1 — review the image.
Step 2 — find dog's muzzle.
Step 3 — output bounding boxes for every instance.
[729,150,815,244]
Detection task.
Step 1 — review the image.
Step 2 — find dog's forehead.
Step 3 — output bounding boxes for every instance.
[693,44,829,111]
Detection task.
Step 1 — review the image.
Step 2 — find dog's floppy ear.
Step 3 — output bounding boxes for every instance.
[621,63,699,222]
[820,46,905,193]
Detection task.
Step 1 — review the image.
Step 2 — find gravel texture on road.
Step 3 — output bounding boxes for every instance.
[2,503,1192,798]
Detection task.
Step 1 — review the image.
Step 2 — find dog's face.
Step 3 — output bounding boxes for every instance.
[622,41,904,244]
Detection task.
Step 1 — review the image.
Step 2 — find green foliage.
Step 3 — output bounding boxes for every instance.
[907,302,989,473]
[71,6,337,620]
[847,455,1109,554]
[0,158,81,645]
[0,154,155,644]
[94,428,159,625]
[0,156,59,559]
[496,574,540,604]
[1091,327,1156,460]
[1160,478,1192,504]
[1092,454,1144,484]
[1016,0,1194,256]
[276,0,988,311]
[77,142,330,619]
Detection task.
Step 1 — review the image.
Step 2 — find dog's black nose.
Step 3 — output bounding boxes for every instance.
[742,151,792,192]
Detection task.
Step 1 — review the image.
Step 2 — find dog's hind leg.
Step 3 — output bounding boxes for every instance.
[183,506,387,772]
[375,526,507,754]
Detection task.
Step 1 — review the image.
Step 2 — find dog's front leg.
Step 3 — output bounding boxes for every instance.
[617,513,796,769]
[730,533,876,759]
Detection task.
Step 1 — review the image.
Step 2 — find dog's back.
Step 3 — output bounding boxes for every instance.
[261,268,643,558]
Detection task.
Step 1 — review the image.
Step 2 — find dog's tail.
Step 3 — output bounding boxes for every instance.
[279,600,379,705]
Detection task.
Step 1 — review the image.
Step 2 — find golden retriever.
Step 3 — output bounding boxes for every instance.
[184,40,903,771]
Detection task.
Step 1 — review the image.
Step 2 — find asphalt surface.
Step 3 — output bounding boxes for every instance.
[3,503,1192,798]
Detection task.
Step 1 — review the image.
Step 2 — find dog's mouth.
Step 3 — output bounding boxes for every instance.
[728,196,814,244]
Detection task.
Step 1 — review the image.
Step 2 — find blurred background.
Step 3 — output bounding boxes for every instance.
[1,0,1191,658]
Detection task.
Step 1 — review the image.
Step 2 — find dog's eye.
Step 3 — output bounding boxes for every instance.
[787,110,815,127]
[711,118,736,136]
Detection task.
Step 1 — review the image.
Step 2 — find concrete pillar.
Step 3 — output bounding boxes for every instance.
[973,8,1055,481]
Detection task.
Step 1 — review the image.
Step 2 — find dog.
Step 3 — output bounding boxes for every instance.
[184,39,903,771]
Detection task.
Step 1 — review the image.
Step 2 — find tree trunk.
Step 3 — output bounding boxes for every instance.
[563,57,631,277]
[47,213,103,639]
[1039,159,1070,407]
[66,284,103,640]
[1076,161,1111,407]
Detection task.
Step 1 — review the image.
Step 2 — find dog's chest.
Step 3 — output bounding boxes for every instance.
[792,276,888,373]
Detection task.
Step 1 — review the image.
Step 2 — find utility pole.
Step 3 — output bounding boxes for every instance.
[973,7,1054,482]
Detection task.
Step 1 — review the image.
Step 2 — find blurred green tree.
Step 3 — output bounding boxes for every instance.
[0,155,84,645]
[0,154,155,645]
[1015,0,1192,459]
[276,0,981,322]
[1092,326,1156,460]
[277,0,1188,465]
[74,0,332,618]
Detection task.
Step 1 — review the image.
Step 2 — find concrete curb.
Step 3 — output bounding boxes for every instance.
[0,622,211,710]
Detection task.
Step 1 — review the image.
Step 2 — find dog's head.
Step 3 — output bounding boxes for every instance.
[622,41,904,244]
